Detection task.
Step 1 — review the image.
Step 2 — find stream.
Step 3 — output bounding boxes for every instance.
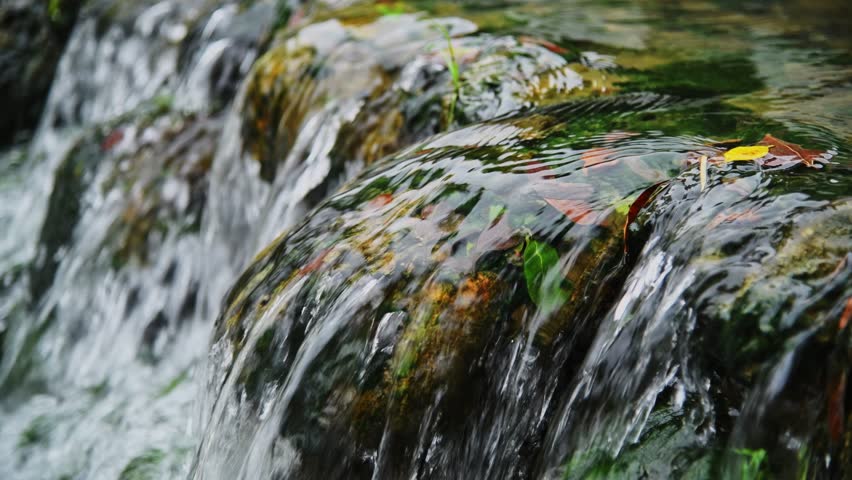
[0,0,850,479]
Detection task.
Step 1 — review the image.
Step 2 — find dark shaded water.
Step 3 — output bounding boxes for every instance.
[0,0,850,479]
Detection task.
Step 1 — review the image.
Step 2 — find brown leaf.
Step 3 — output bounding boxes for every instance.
[625,156,668,182]
[474,214,520,253]
[623,181,666,254]
[300,248,332,275]
[367,193,394,209]
[581,147,617,170]
[524,159,557,177]
[707,138,742,148]
[840,297,852,331]
[757,134,825,168]
[707,208,760,230]
[101,129,124,151]
[544,197,603,225]
[536,182,605,225]
[519,36,568,54]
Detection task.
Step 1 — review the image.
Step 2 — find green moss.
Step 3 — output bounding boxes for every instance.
[48,0,62,21]
[562,407,715,479]
[617,56,764,98]
[118,449,165,480]
[156,370,189,398]
[18,415,51,448]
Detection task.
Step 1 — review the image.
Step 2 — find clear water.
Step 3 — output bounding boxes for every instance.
[0,0,850,479]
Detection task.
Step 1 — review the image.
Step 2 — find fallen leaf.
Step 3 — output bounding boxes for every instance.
[581,147,617,170]
[840,297,852,331]
[367,193,394,209]
[707,208,760,229]
[758,134,825,168]
[544,197,603,225]
[620,156,667,182]
[707,138,742,148]
[475,214,519,253]
[300,248,332,275]
[699,155,708,192]
[581,147,609,167]
[623,181,666,254]
[723,145,770,162]
[524,159,557,177]
[535,182,606,225]
[101,129,124,151]
[519,36,568,54]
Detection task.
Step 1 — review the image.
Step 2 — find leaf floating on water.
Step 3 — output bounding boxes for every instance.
[723,145,770,162]
[623,181,666,254]
[757,134,824,167]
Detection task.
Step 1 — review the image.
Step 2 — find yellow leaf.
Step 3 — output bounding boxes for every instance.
[723,146,770,162]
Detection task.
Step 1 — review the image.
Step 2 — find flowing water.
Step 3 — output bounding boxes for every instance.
[0,1,850,479]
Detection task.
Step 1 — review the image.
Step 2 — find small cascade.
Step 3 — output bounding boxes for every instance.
[0,1,850,479]
[0,1,276,478]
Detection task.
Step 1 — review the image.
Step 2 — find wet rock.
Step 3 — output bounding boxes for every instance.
[194,99,741,478]
[198,89,851,477]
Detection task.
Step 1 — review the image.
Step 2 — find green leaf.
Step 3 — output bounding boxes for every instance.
[523,239,570,312]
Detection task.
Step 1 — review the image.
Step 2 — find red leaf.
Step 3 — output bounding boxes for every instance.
[707,208,760,230]
[623,181,666,254]
[367,193,394,209]
[101,129,124,151]
[757,134,826,168]
[581,147,616,169]
[840,297,852,331]
[524,159,557,177]
[519,36,568,54]
[300,248,331,275]
[544,197,602,225]
[536,182,605,225]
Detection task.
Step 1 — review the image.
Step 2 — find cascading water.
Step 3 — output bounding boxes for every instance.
[1,1,850,479]
[0,1,278,478]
